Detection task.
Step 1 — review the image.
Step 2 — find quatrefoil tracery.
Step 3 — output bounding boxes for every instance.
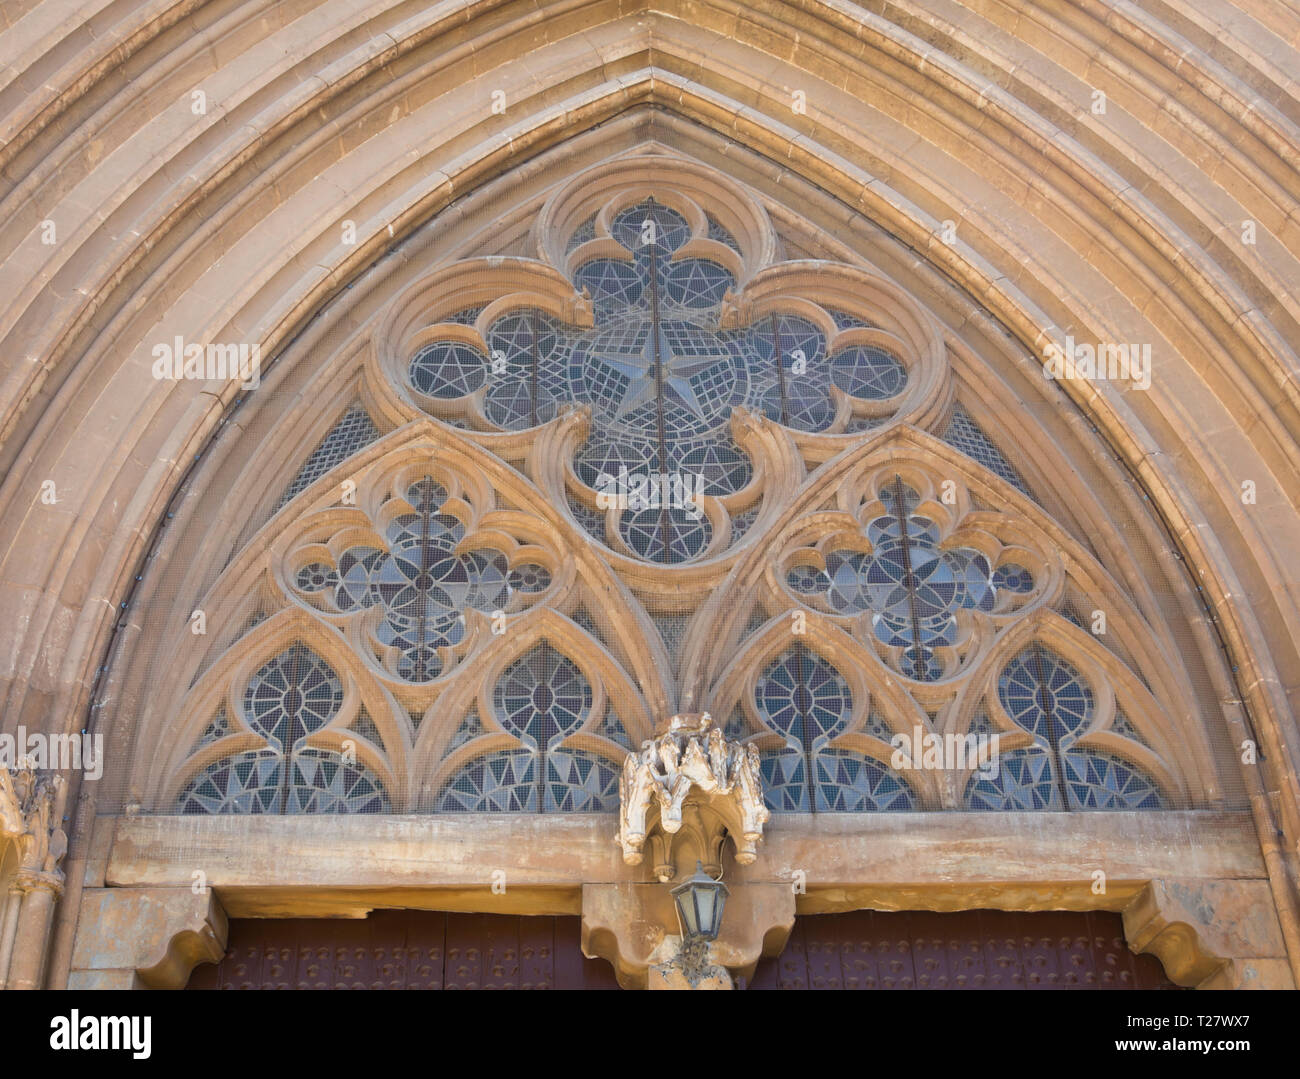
[775,473,1049,682]
[283,470,555,684]
[142,161,1222,821]
[384,191,934,564]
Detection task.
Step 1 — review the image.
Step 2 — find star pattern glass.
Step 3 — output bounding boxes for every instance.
[1060,748,1163,809]
[965,746,1061,811]
[438,747,538,812]
[410,341,488,399]
[966,644,1164,811]
[405,198,912,562]
[831,345,907,399]
[435,644,624,812]
[755,645,915,812]
[545,747,621,811]
[177,645,390,815]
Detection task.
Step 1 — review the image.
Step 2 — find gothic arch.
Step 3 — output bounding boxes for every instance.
[0,1,1296,988]
[86,146,1239,834]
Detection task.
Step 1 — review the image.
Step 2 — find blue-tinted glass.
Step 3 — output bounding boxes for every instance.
[410,341,487,398]
[438,748,539,812]
[178,645,390,816]
[831,345,906,399]
[1061,748,1163,810]
[312,478,547,681]
[998,647,1093,742]
[786,489,995,672]
[755,646,913,813]
[493,645,592,748]
[404,199,914,562]
[965,746,1062,810]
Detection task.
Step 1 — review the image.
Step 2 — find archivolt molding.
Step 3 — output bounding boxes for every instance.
[2,0,1295,988]
[2,12,1289,837]
[533,152,779,279]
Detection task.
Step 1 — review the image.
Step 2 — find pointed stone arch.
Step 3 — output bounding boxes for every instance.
[2,3,1294,987]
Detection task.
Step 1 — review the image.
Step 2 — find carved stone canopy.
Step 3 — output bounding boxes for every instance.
[617,712,770,881]
[0,765,68,886]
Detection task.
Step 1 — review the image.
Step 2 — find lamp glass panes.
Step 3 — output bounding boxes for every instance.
[670,861,730,940]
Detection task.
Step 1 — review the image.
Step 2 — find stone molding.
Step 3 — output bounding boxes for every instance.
[67,888,228,991]
[1122,879,1295,990]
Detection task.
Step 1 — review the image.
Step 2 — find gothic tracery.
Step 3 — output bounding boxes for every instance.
[132,156,1215,822]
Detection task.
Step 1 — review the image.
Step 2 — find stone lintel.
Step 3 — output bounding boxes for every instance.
[105,810,1264,893]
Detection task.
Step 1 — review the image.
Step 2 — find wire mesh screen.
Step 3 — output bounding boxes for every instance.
[86,169,1253,872]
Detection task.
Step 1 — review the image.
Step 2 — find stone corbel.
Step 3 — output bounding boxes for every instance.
[1123,879,1296,989]
[600,712,785,988]
[581,880,794,990]
[68,888,228,990]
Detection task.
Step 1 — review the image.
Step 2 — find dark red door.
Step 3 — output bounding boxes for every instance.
[186,911,619,989]
[189,908,1176,989]
[744,909,1178,989]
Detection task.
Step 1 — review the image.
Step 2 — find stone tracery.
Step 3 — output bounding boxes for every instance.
[128,156,1218,824]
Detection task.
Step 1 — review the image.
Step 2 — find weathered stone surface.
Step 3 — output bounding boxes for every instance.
[69,888,227,990]
[0,1,1297,991]
[1124,879,1295,989]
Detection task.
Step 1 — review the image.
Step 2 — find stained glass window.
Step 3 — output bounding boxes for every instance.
[189,185,1172,827]
[966,746,1061,811]
[438,748,538,812]
[494,646,592,746]
[435,644,622,813]
[966,644,1163,811]
[754,645,914,812]
[177,645,389,815]
[316,477,549,682]
[787,479,997,680]
[403,198,911,562]
[410,341,489,399]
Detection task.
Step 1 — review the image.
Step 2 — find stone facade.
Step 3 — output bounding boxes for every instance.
[0,1,1297,990]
